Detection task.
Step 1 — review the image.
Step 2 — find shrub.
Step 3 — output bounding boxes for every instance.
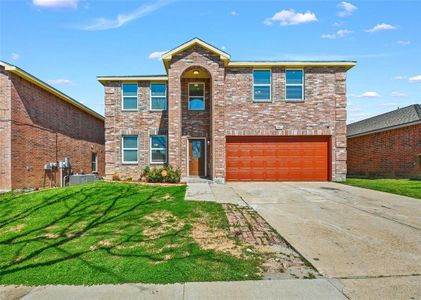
[126,176,133,181]
[112,174,120,181]
[144,165,181,183]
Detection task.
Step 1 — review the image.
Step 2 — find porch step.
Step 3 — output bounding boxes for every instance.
[182,177,214,184]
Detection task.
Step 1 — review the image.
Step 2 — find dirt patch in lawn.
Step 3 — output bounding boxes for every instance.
[143,211,185,239]
[5,223,26,233]
[190,217,243,257]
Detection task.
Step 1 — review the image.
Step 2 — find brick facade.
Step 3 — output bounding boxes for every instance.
[348,124,421,178]
[102,42,349,182]
[0,65,105,191]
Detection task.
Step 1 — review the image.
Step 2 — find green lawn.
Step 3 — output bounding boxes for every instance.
[0,182,262,285]
[343,178,421,199]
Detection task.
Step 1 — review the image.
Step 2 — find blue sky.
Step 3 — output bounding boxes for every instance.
[1,0,420,123]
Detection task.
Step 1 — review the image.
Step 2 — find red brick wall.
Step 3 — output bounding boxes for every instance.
[0,68,12,191]
[103,44,349,182]
[347,124,421,178]
[0,68,105,191]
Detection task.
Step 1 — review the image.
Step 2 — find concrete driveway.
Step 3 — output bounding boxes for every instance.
[229,182,421,299]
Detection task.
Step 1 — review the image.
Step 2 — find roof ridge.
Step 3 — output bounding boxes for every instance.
[348,104,419,126]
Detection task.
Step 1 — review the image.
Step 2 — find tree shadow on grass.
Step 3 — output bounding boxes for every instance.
[0,183,229,284]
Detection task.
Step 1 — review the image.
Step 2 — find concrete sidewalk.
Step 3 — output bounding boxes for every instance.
[1,279,346,300]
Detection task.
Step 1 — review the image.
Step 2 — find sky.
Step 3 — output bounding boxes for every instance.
[1,0,420,123]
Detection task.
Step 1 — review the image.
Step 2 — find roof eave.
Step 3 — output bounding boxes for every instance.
[2,62,104,121]
[348,119,421,138]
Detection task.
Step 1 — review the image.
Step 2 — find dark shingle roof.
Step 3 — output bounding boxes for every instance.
[347,104,421,137]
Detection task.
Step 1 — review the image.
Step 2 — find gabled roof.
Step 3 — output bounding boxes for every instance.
[347,104,421,137]
[97,38,357,82]
[0,61,104,121]
[161,38,231,68]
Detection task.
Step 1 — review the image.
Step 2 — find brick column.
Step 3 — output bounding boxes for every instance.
[334,69,347,181]
[167,67,182,171]
[212,69,226,183]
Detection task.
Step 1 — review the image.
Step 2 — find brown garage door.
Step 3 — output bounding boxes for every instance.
[226,136,330,181]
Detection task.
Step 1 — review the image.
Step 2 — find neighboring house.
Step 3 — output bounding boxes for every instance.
[347,104,421,178]
[0,61,105,192]
[98,38,356,182]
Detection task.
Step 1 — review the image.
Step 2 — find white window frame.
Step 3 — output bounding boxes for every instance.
[91,152,97,173]
[121,82,138,111]
[150,82,167,111]
[252,69,272,102]
[285,69,304,101]
[121,135,138,164]
[150,135,168,164]
[188,82,205,111]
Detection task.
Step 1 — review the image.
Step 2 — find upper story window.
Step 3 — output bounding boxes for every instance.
[122,135,138,164]
[150,135,167,164]
[286,70,304,101]
[150,83,167,110]
[188,82,205,110]
[122,83,138,110]
[253,69,271,102]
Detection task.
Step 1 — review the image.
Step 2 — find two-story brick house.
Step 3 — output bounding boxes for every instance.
[98,38,355,183]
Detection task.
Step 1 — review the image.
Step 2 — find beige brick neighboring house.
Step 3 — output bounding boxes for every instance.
[0,61,105,192]
[98,38,355,183]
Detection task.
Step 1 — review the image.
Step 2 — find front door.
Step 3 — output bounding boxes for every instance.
[189,139,206,177]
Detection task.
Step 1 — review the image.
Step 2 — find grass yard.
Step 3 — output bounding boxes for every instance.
[0,182,263,285]
[343,178,421,199]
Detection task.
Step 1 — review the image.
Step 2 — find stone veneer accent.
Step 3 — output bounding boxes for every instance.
[103,44,348,182]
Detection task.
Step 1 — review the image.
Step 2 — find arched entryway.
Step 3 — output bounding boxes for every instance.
[179,66,213,178]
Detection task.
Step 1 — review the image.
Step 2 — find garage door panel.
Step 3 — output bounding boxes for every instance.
[226,136,330,181]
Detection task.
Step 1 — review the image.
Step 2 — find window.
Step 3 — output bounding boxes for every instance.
[122,136,138,163]
[286,69,304,101]
[91,152,97,172]
[122,83,138,110]
[253,69,271,101]
[188,83,205,110]
[150,83,167,110]
[150,135,167,163]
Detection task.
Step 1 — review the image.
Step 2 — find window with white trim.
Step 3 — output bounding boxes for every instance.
[285,69,304,101]
[188,82,205,110]
[150,83,167,110]
[122,83,138,110]
[150,135,167,163]
[253,69,271,101]
[122,136,138,163]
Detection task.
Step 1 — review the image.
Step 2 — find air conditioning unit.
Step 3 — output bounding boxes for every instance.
[68,174,98,186]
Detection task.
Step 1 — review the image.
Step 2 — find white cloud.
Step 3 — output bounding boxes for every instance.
[82,0,171,31]
[231,11,239,16]
[148,50,168,60]
[366,23,397,33]
[33,0,78,8]
[391,91,408,97]
[397,40,411,45]
[47,79,73,85]
[408,75,421,83]
[11,53,20,61]
[321,34,336,39]
[352,91,381,98]
[381,102,399,107]
[264,9,317,26]
[321,29,352,39]
[333,21,344,27]
[394,75,407,80]
[221,46,227,51]
[337,1,357,17]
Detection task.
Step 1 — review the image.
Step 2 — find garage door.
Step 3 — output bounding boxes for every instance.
[226,136,330,181]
